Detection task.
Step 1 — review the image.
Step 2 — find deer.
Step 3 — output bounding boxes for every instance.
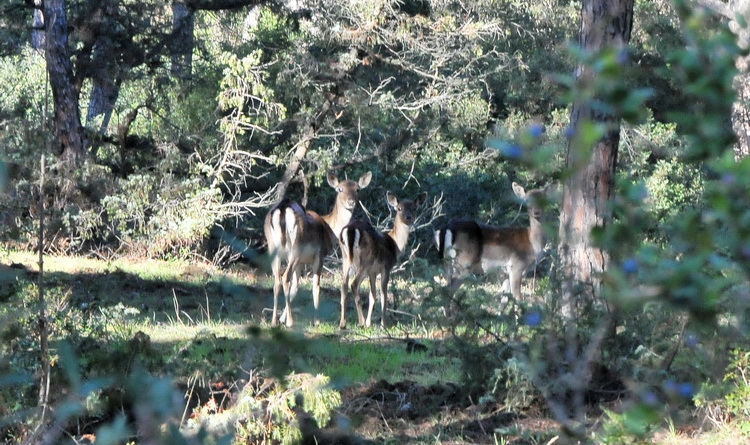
[434,182,553,302]
[264,171,372,327]
[339,191,428,329]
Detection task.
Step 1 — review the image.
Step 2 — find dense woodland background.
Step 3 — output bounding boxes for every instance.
[2,0,750,444]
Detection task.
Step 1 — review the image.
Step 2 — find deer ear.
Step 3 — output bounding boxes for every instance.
[386,191,399,208]
[327,171,340,188]
[511,182,527,199]
[415,192,428,207]
[358,171,373,188]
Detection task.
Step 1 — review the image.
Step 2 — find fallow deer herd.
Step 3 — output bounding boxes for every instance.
[264,171,554,328]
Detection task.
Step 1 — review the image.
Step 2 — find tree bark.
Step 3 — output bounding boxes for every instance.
[44,0,85,167]
[275,90,339,203]
[729,0,750,158]
[86,38,122,134]
[697,0,750,158]
[32,0,45,49]
[558,0,633,315]
[171,2,195,81]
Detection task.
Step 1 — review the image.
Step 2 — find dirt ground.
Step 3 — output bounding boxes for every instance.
[337,379,560,444]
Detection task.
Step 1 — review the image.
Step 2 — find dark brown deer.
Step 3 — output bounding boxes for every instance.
[264,171,372,327]
[339,191,427,329]
[435,182,553,301]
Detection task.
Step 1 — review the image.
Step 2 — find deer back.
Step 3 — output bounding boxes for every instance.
[436,182,551,275]
[341,221,399,272]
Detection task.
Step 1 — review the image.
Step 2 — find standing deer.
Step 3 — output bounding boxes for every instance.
[435,182,553,301]
[339,191,428,329]
[264,171,372,327]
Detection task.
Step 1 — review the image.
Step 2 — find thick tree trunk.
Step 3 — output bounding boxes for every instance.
[558,0,633,315]
[86,39,122,134]
[734,61,750,158]
[32,0,45,49]
[44,0,85,167]
[171,2,195,81]
[730,0,750,158]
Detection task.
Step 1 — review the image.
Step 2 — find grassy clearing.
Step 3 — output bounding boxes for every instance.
[1,249,461,386]
[4,249,747,444]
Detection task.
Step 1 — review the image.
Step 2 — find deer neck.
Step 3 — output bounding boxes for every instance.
[528,215,545,256]
[322,203,354,239]
[388,219,411,253]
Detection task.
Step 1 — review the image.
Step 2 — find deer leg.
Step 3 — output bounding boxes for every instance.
[353,269,367,326]
[271,256,282,327]
[508,265,523,303]
[280,259,299,327]
[311,255,322,326]
[447,258,470,294]
[365,272,377,328]
[444,260,467,316]
[287,268,299,327]
[380,270,390,328]
[340,255,352,330]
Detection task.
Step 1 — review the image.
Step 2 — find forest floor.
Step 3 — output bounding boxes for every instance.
[0,251,739,444]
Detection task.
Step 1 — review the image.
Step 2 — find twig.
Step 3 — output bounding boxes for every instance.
[180,377,198,427]
[172,289,182,324]
[661,316,688,372]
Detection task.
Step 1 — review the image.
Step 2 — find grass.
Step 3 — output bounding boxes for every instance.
[1,248,461,384]
[2,248,749,444]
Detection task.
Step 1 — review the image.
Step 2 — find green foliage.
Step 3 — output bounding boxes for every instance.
[596,405,660,444]
[481,357,538,412]
[102,173,221,257]
[217,49,286,144]
[0,48,46,122]
[2,0,750,443]
[668,0,744,162]
[645,159,703,221]
[695,349,750,436]
[721,350,750,418]
[228,373,341,445]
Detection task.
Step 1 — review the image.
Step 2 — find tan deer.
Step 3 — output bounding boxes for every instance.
[339,191,428,329]
[434,182,553,301]
[264,171,372,327]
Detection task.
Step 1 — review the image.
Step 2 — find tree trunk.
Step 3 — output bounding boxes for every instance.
[32,0,45,49]
[730,0,750,158]
[558,0,633,315]
[171,2,195,81]
[275,90,339,203]
[44,0,85,167]
[86,38,122,134]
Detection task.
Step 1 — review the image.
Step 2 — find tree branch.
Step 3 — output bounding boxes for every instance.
[185,0,267,11]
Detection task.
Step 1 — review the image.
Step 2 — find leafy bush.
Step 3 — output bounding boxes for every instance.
[102,173,221,258]
[645,159,704,221]
[696,349,750,435]
[198,373,342,445]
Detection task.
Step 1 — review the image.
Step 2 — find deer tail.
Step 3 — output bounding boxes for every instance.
[269,206,286,249]
[342,227,360,261]
[435,227,454,259]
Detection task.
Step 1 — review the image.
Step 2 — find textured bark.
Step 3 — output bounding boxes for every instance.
[700,0,750,158]
[730,0,750,158]
[44,0,84,167]
[86,38,122,133]
[558,0,634,313]
[32,0,45,49]
[171,2,195,80]
[734,60,750,158]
